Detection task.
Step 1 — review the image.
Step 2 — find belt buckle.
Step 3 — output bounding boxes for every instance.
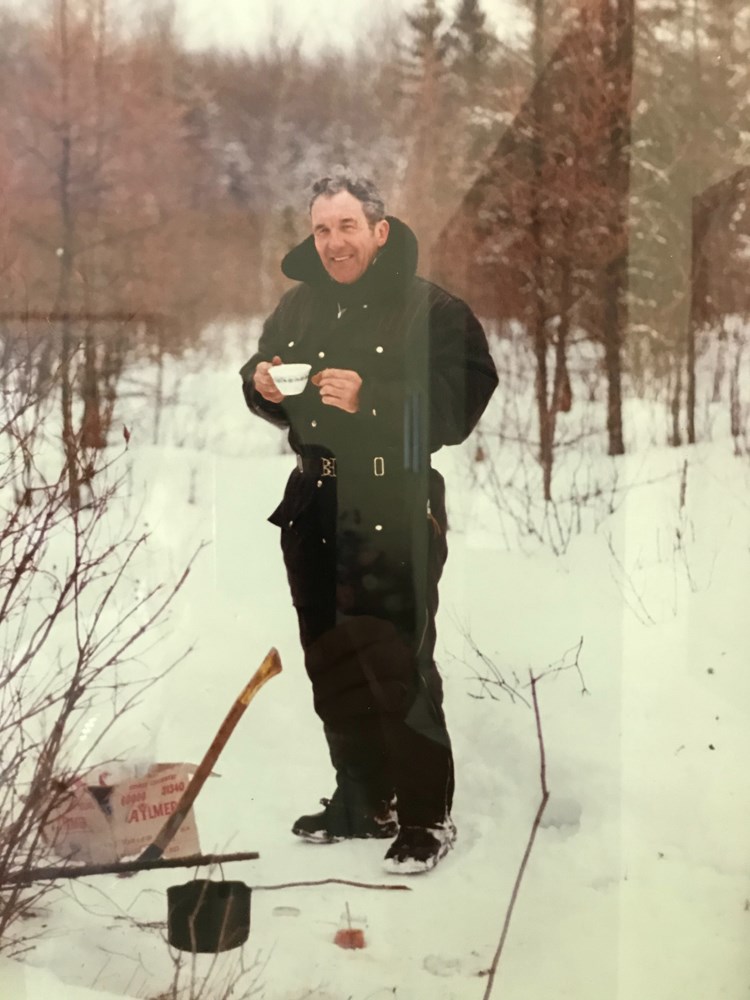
[373,456,385,477]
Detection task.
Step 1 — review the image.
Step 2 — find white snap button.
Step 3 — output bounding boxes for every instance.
[363,304,368,309]
[318,351,325,358]
[311,420,317,427]
[287,340,295,347]
[317,480,322,487]
[288,520,293,528]
[376,346,384,353]
[372,408,377,416]
[321,538,327,544]
[375,524,383,531]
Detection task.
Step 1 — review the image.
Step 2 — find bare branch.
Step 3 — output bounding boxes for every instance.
[481,672,550,1000]
[1,852,262,886]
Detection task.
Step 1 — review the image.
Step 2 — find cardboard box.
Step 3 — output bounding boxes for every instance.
[43,763,201,865]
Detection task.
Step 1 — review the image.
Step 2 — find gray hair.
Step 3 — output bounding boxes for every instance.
[309,170,386,227]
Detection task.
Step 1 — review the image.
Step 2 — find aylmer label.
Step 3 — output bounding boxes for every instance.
[43,763,202,865]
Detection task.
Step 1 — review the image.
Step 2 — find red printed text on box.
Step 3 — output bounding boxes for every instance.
[110,764,200,859]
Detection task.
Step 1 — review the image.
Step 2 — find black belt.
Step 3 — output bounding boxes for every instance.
[295,454,387,479]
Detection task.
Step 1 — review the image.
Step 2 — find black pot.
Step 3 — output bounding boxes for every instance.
[167,879,251,953]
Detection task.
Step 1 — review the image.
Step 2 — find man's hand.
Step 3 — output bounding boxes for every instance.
[312,368,362,414]
[253,355,284,403]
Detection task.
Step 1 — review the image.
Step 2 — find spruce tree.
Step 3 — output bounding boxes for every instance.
[446,0,497,97]
[405,0,448,67]
[444,0,501,171]
[398,0,451,263]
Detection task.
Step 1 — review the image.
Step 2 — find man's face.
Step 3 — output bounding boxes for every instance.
[311,191,389,285]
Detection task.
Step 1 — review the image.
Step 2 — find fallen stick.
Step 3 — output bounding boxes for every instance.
[253,878,411,892]
[0,851,260,886]
[2,862,413,896]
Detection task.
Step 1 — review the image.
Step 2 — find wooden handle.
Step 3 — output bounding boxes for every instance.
[138,648,282,863]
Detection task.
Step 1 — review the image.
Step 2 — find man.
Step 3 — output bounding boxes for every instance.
[240,171,497,873]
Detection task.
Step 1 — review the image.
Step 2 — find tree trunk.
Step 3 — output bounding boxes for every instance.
[539,257,574,501]
[711,327,726,403]
[58,117,80,508]
[535,329,553,501]
[101,322,127,442]
[601,0,633,457]
[153,324,165,445]
[670,358,682,446]
[529,0,553,502]
[552,256,573,418]
[78,0,109,452]
[686,313,697,444]
[729,333,743,444]
[685,0,701,446]
[80,324,106,449]
[603,257,625,455]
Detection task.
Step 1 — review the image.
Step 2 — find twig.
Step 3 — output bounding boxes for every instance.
[482,672,550,1000]
[0,851,260,886]
[451,620,529,707]
[253,878,411,893]
[526,636,589,695]
[605,531,657,627]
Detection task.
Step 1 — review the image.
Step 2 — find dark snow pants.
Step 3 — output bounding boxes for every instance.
[279,484,455,829]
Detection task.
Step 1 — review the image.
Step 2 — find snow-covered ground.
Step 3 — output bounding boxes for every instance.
[4,321,750,999]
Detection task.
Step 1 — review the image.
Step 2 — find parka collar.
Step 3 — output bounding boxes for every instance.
[281,216,419,298]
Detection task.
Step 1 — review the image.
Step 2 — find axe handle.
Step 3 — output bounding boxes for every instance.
[138,648,282,863]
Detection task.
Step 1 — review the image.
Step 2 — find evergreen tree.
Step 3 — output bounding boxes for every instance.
[397,0,451,262]
[405,0,448,67]
[445,0,497,97]
[444,0,501,168]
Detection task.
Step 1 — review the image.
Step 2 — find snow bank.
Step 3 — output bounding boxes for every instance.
[10,319,750,999]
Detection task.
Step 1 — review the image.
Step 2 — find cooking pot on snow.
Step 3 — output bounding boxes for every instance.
[167,879,251,953]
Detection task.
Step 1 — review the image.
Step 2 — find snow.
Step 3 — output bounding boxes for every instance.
[0,956,135,1000]
[5,320,750,1000]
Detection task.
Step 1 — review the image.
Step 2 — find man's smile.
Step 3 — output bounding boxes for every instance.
[311,190,390,283]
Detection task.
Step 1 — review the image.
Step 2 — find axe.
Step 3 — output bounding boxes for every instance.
[138,647,282,863]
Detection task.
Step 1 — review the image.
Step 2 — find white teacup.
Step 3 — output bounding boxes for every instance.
[269,363,312,396]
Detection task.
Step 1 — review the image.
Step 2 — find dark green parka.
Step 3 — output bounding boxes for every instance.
[240,217,497,645]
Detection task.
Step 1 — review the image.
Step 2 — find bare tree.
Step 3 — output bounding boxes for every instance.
[0,330,198,946]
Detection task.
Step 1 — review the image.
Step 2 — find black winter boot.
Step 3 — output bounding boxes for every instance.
[292,789,398,843]
[382,818,457,874]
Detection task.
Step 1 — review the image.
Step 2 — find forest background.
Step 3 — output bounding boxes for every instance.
[1,0,748,503]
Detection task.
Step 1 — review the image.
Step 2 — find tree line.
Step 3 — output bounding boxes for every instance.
[0,0,747,485]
